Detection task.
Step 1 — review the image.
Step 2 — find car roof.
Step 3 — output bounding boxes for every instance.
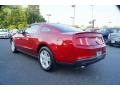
[30,23,67,26]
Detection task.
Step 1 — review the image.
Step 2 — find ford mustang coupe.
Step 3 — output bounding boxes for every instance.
[10,23,106,71]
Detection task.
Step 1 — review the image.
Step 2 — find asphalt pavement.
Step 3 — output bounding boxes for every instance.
[0,39,120,85]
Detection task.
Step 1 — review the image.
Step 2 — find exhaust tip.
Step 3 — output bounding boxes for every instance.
[81,65,86,69]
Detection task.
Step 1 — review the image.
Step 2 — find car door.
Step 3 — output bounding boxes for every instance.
[14,30,25,50]
[21,25,40,55]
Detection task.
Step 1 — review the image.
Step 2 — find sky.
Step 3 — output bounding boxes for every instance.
[40,5,120,27]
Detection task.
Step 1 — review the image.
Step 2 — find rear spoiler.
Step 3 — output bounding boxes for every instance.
[75,32,102,35]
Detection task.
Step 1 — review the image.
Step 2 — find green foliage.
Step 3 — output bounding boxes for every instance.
[0,5,46,30]
[9,25,16,30]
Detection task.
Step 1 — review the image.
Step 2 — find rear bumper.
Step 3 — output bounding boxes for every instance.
[55,45,106,64]
[57,54,106,67]
[74,54,106,66]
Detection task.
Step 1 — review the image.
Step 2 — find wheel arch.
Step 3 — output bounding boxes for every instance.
[37,43,53,54]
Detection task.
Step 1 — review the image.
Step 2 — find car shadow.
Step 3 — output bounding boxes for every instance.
[15,51,101,77]
[56,64,96,72]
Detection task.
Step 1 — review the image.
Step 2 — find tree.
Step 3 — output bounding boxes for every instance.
[27,5,46,24]
[0,5,46,30]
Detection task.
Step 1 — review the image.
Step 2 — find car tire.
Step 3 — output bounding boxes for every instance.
[38,46,56,71]
[108,40,114,46]
[11,40,17,53]
[104,37,108,44]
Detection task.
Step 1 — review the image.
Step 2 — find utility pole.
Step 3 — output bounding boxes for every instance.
[46,14,52,23]
[70,17,74,25]
[108,21,112,27]
[71,5,76,25]
[90,5,95,30]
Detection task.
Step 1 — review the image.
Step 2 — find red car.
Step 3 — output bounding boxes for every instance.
[10,23,106,71]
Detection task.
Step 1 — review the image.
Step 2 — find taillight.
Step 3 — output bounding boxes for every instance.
[95,37,104,45]
[79,38,83,45]
[76,37,104,46]
[73,32,105,46]
[79,38,89,46]
[101,36,105,44]
[85,38,89,45]
[76,38,89,46]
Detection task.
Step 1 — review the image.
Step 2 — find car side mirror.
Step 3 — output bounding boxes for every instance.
[22,30,26,35]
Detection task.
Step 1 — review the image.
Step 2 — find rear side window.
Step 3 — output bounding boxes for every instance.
[50,24,82,32]
[26,25,40,34]
[41,27,51,32]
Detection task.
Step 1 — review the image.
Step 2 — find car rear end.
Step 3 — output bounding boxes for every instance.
[55,32,106,67]
[49,23,106,66]
[71,32,106,66]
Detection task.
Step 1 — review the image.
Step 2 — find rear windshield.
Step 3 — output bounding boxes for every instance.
[50,24,82,32]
